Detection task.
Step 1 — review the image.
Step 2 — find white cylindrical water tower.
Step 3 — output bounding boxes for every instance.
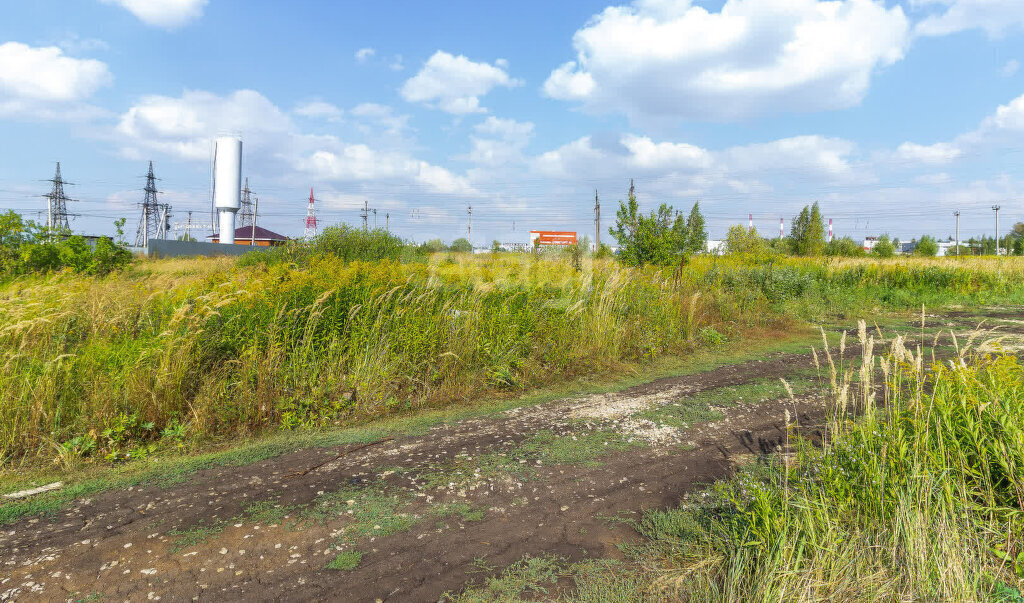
[213,136,242,244]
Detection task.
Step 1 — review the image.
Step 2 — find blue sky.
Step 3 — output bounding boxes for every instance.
[1,0,1023,245]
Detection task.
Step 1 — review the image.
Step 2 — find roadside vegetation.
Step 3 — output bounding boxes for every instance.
[3,217,1024,469]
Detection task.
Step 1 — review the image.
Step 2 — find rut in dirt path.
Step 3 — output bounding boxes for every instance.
[1,349,828,603]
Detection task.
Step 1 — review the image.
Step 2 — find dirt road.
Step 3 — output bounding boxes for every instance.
[2,310,1013,602]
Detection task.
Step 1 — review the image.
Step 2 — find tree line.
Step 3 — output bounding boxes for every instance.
[606,182,1023,265]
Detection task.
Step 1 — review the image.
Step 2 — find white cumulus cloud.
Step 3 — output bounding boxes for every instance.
[466,116,535,166]
[0,42,112,120]
[401,51,522,114]
[543,0,910,123]
[912,0,1024,38]
[115,88,477,196]
[355,48,376,62]
[293,101,343,121]
[102,0,208,28]
[116,89,293,160]
[895,141,962,164]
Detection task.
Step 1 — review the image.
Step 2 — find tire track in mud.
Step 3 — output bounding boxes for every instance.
[2,349,830,602]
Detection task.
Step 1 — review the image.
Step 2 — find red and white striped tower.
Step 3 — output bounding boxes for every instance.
[780,218,784,238]
[304,188,318,238]
[828,218,834,243]
[749,213,753,231]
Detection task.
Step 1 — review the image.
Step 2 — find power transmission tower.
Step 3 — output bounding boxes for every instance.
[467,204,472,242]
[954,211,960,256]
[43,162,75,232]
[360,201,369,230]
[373,208,377,229]
[304,188,319,238]
[594,190,600,251]
[134,161,167,247]
[385,212,390,231]
[239,178,255,228]
[993,205,1002,255]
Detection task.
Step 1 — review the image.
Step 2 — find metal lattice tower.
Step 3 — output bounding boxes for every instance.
[304,188,319,238]
[239,178,255,228]
[44,162,75,231]
[134,162,169,247]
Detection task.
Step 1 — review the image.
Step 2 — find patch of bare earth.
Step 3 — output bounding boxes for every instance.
[1,350,826,603]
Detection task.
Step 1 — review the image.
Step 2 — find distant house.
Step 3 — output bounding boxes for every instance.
[207,225,289,247]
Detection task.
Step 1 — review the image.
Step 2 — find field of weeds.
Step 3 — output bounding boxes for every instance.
[2,251,1024,468]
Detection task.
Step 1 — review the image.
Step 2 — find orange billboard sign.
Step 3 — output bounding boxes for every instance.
[530,230,577,246]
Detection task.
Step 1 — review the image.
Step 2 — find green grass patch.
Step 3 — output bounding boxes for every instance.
[445,554,566,602]
[326,550,363,571]
[520,429,644,467]
[431,502,485,523]
[167,522,225,554]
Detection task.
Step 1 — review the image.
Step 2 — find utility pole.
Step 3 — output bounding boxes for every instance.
[361,201,369,230]
[373,208,377,229]
[251,196,259,246]
[954,211,960,257]
[157,205,169,240]
[467,203,472,242]
[386,212,389,232]
[185,211,193,241]
[43,162,75,233]
[993,205,1002,256]
[594,189,600,251]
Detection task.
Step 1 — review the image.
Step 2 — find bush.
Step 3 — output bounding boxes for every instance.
[825,236,866,257]
[0,211,132,277]
[450,238,473,253]
[239,225,420,268]
[724,225,771,256]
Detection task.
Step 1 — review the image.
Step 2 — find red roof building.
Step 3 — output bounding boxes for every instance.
[208,225,289,247]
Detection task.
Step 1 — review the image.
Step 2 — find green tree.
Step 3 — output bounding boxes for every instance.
[914,235,938,256]
[684,201,707,254]
[790,203,826,256]
[609,180,640,260]
[724,225,768,255]
[449,238,472,253]
[871,234,895,258]
[608,181,690,266]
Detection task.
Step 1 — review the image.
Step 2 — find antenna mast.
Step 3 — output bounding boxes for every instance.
[304,188,319,238]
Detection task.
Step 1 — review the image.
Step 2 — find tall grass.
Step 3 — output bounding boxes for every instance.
[3,253,1024,468]
[0,253,725,464]
[632,323,1024,601]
